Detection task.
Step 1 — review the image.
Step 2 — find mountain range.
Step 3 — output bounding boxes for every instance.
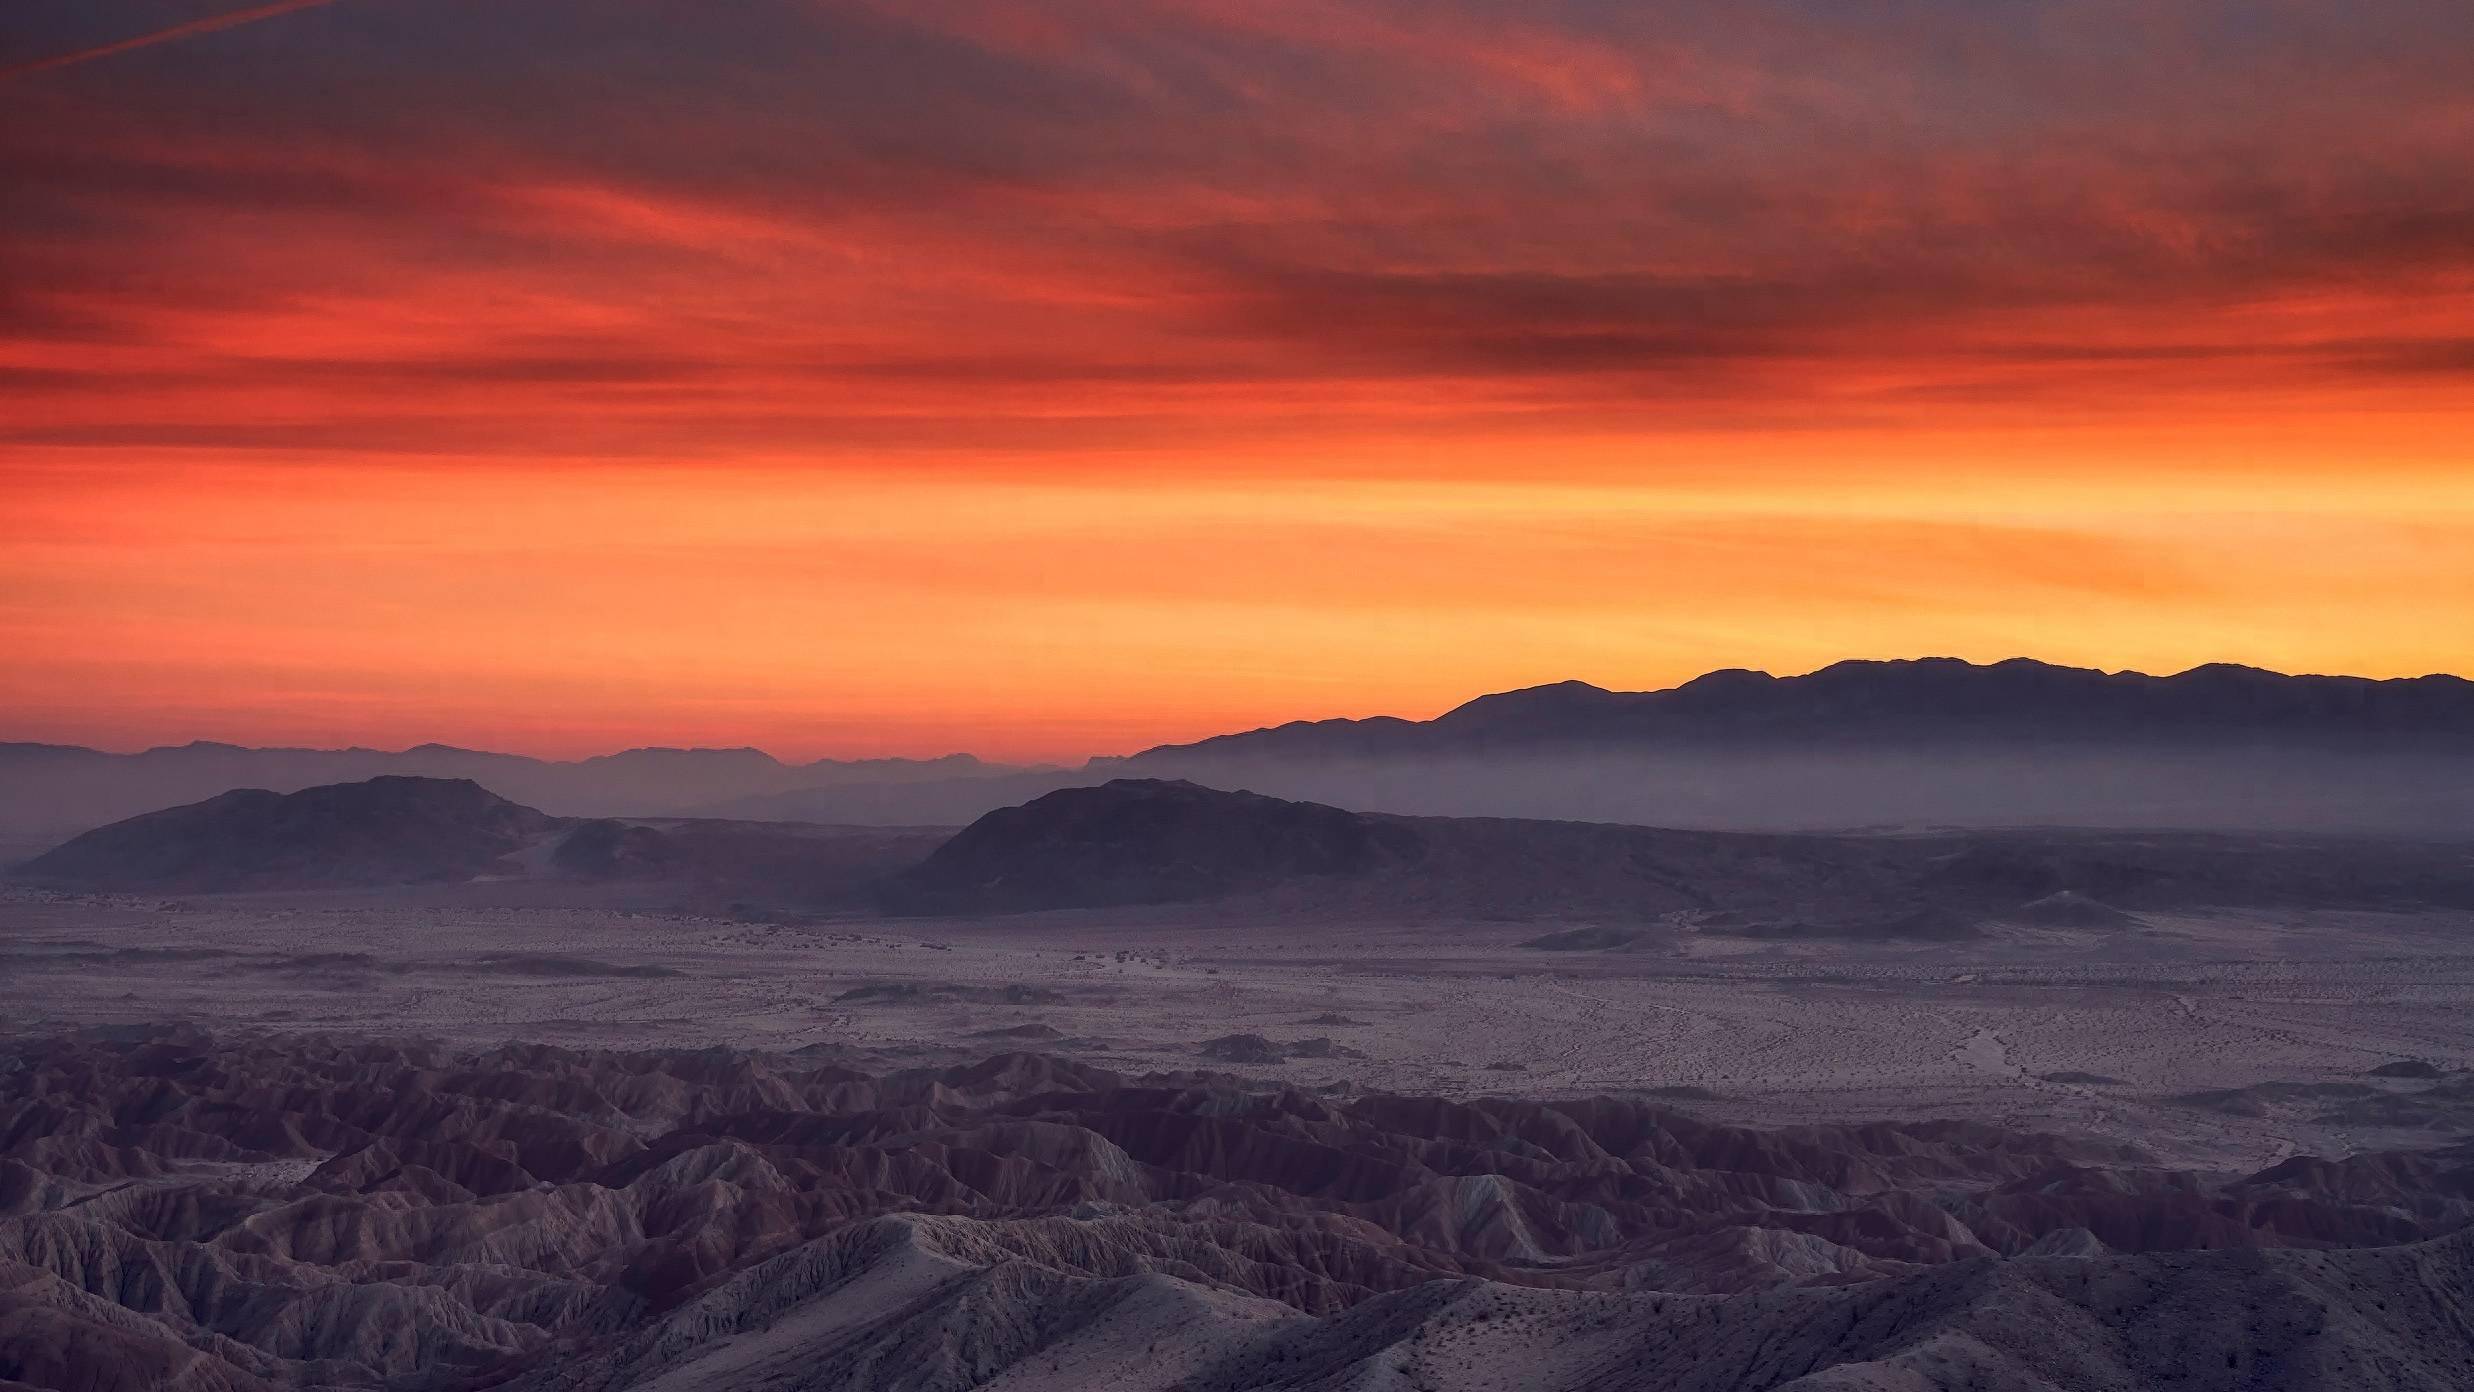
[1113,659,2474,836]
[7,658,2473,842]
[1134,657,2474,759]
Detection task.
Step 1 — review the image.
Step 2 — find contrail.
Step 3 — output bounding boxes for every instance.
[0,0,346,81]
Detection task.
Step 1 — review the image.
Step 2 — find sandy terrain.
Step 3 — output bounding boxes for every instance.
[8,885,2470,1171]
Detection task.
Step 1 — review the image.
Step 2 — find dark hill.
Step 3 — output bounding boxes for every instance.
[14,776,557,892]
[882,778,1425,913]
[11,777,948,906]
[887,780,2474,924]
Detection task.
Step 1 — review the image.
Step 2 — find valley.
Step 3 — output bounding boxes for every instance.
[8,886,2472,1173]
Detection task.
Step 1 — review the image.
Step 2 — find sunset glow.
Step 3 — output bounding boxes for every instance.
[5,0,2471,758]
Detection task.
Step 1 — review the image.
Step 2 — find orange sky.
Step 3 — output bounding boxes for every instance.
[3,1,2471,760]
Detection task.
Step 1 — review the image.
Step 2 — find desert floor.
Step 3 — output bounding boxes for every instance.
[6,885,2470,1171]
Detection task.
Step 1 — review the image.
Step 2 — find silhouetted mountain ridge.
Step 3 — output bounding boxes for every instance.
[1137,658,2474,760]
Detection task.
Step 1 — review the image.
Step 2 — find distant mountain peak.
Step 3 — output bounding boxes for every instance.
[1441,678,1616,713]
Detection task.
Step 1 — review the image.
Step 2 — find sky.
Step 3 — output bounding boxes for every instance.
[3,0,2471,761]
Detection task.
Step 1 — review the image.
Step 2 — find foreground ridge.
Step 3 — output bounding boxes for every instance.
[3,1027,2472,1390]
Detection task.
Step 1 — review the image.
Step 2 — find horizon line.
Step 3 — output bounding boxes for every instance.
[11,654,2474,765]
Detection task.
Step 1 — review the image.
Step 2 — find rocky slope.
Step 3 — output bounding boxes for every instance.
[3,1028,2471,1390]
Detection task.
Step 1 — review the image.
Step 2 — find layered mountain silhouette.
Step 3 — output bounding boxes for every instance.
[4,1026,2472,1391]
[9,659,2474,844]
